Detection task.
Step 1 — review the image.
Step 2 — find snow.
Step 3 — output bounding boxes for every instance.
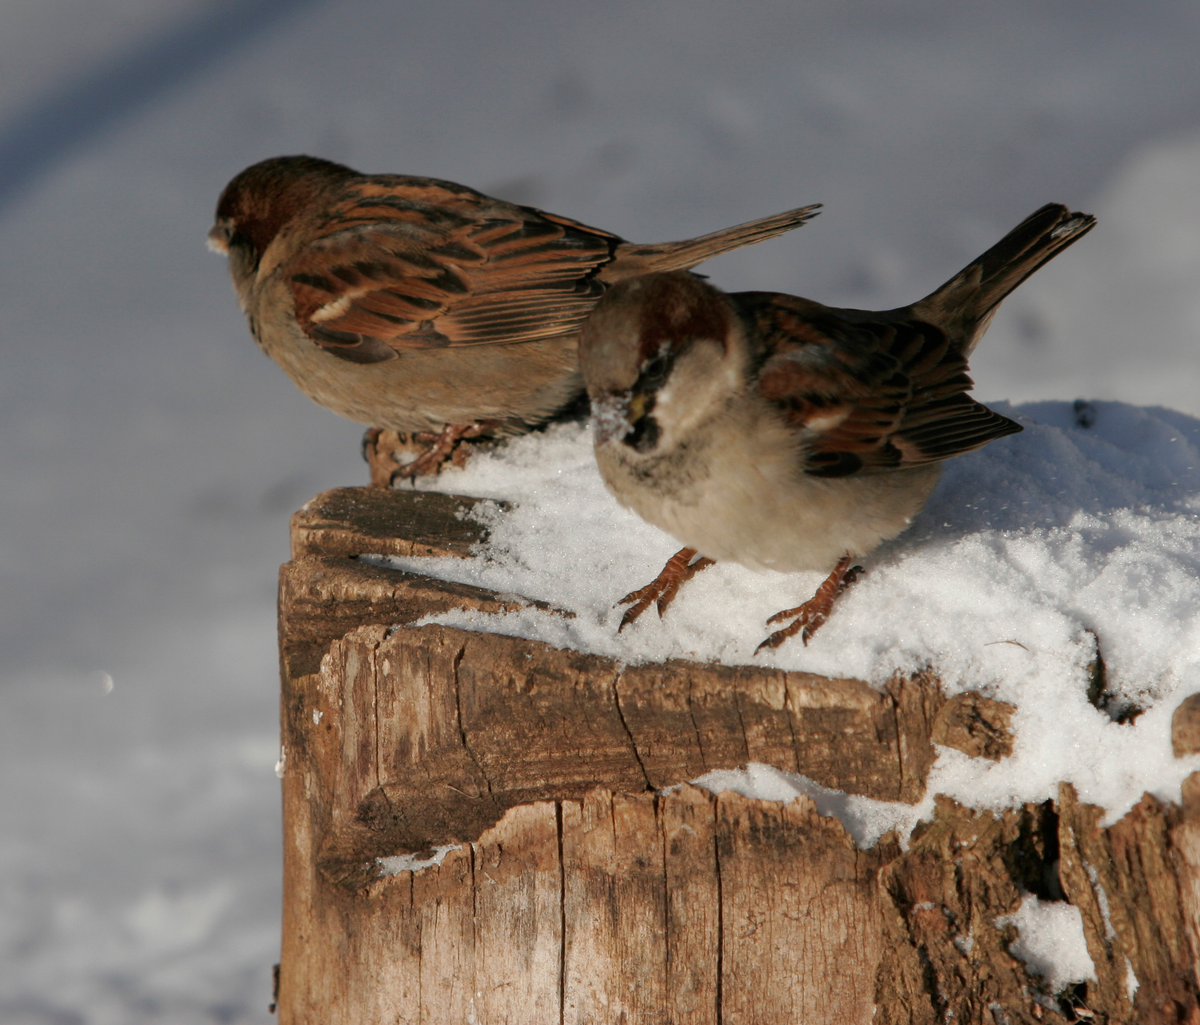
[1125,957,1140,1000]
[381,399,1200,831]
[5,1,1200,1020]
[687,764,923,848]
[996,893,1096,994]
[377,845,462,877]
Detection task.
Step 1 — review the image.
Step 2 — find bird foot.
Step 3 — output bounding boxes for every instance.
[617,547,715,631]
[361,423,495,487]
[362,428,410,487]
[755,555,862,652]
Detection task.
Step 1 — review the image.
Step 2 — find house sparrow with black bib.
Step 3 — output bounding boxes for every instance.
[579,203,1096,650]
[208,155,819,486]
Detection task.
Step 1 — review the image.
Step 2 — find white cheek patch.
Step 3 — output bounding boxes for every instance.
[653,344,741,435]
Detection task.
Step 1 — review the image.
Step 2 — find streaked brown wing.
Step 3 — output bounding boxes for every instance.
[736,292,1021,477]
[285,177,621,363]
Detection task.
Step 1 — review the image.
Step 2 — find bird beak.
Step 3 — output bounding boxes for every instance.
[590,392,632,446]
[206,224,230,255]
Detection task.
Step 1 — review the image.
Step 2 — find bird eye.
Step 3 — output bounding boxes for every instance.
[637,353,671,391]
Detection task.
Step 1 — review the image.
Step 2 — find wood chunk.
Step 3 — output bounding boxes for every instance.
[615,660,941,802]
[291,485,496,560]
[716,790,888,1025]
[885,672,944,803]
[278,554,554,680]
[1057,783,1200,1023]
[613,660,760,784]
[932,691,1016,761]
[296,621,949,875]
[470,802,563,1025]
[1174,693,1200,758]
[277,486,1200,1022]
[454,632,648,804]
[561,790,668,1024]
[662,786,720,1025]
[876,796,1063,1025]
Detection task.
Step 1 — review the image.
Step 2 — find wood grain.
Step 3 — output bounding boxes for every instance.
[277,486,1200,1024]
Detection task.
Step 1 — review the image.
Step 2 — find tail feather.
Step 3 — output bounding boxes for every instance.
[605,203,822,279]
[911,203,1096,354]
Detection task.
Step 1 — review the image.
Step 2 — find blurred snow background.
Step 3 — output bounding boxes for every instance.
[3,1,1200,1020]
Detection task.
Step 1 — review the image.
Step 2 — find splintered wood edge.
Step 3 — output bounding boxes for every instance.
[356,786,889,1024]
[289,620,948,893]
[290,781,1200,1024]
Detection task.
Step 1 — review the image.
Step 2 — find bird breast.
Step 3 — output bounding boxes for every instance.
[595,404,942,573]
[246,273,581,434]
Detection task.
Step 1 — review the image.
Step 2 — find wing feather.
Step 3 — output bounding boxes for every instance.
[735,292,1021,477]
[284,177,620,361]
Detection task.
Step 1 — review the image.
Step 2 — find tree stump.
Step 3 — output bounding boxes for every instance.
[276,487,1200,1024]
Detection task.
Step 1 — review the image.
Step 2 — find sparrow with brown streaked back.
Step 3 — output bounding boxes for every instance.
[579,203,1096,650]
[208,155,820,485]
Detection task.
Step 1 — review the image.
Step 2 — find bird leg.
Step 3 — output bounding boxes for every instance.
[361,422,495,487]
[362,428,409,487]
[755,554,862,652]
[397,422,489,480]
[617,547,716,631]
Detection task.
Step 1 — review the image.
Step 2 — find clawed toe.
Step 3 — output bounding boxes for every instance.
[362,422,495,487]
[755,603,826,652]
[755,556,862,653]
[617,593,657,631]
[362,428,408,488]
[616,548,715,631]
[616,579,662,630]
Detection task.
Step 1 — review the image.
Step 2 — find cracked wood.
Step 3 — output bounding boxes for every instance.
[277,485,1200,1024]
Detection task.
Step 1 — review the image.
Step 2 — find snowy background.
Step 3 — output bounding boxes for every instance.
[4,1,1200,1021]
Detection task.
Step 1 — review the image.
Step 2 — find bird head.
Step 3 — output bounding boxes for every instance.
[207,155,357,279]
[581,272,746,455]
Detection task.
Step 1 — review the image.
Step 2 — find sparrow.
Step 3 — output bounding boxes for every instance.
[579,203,1096,650]
[207,155,820,486]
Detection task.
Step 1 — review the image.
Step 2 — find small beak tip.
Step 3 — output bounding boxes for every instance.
[206,226,229,255]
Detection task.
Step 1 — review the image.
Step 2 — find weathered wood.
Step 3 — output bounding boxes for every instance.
[278,554,556,681]
[877,797,1068,1025]
[561,790,668,1023]
[716,790,891,1025]
[277,487,1200,1024]
[874,787,1200,1024]
[283,782,897,1025]
[931,691,1016,762]
[1057,784,1200,1023]
[470,802,563,1025]
[662,785,720,1025]
[615,662,942,802]
[1173,774,1200,999]
[286,619,950,889]
[291,486,496,561]
[1174,695,1200,758]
